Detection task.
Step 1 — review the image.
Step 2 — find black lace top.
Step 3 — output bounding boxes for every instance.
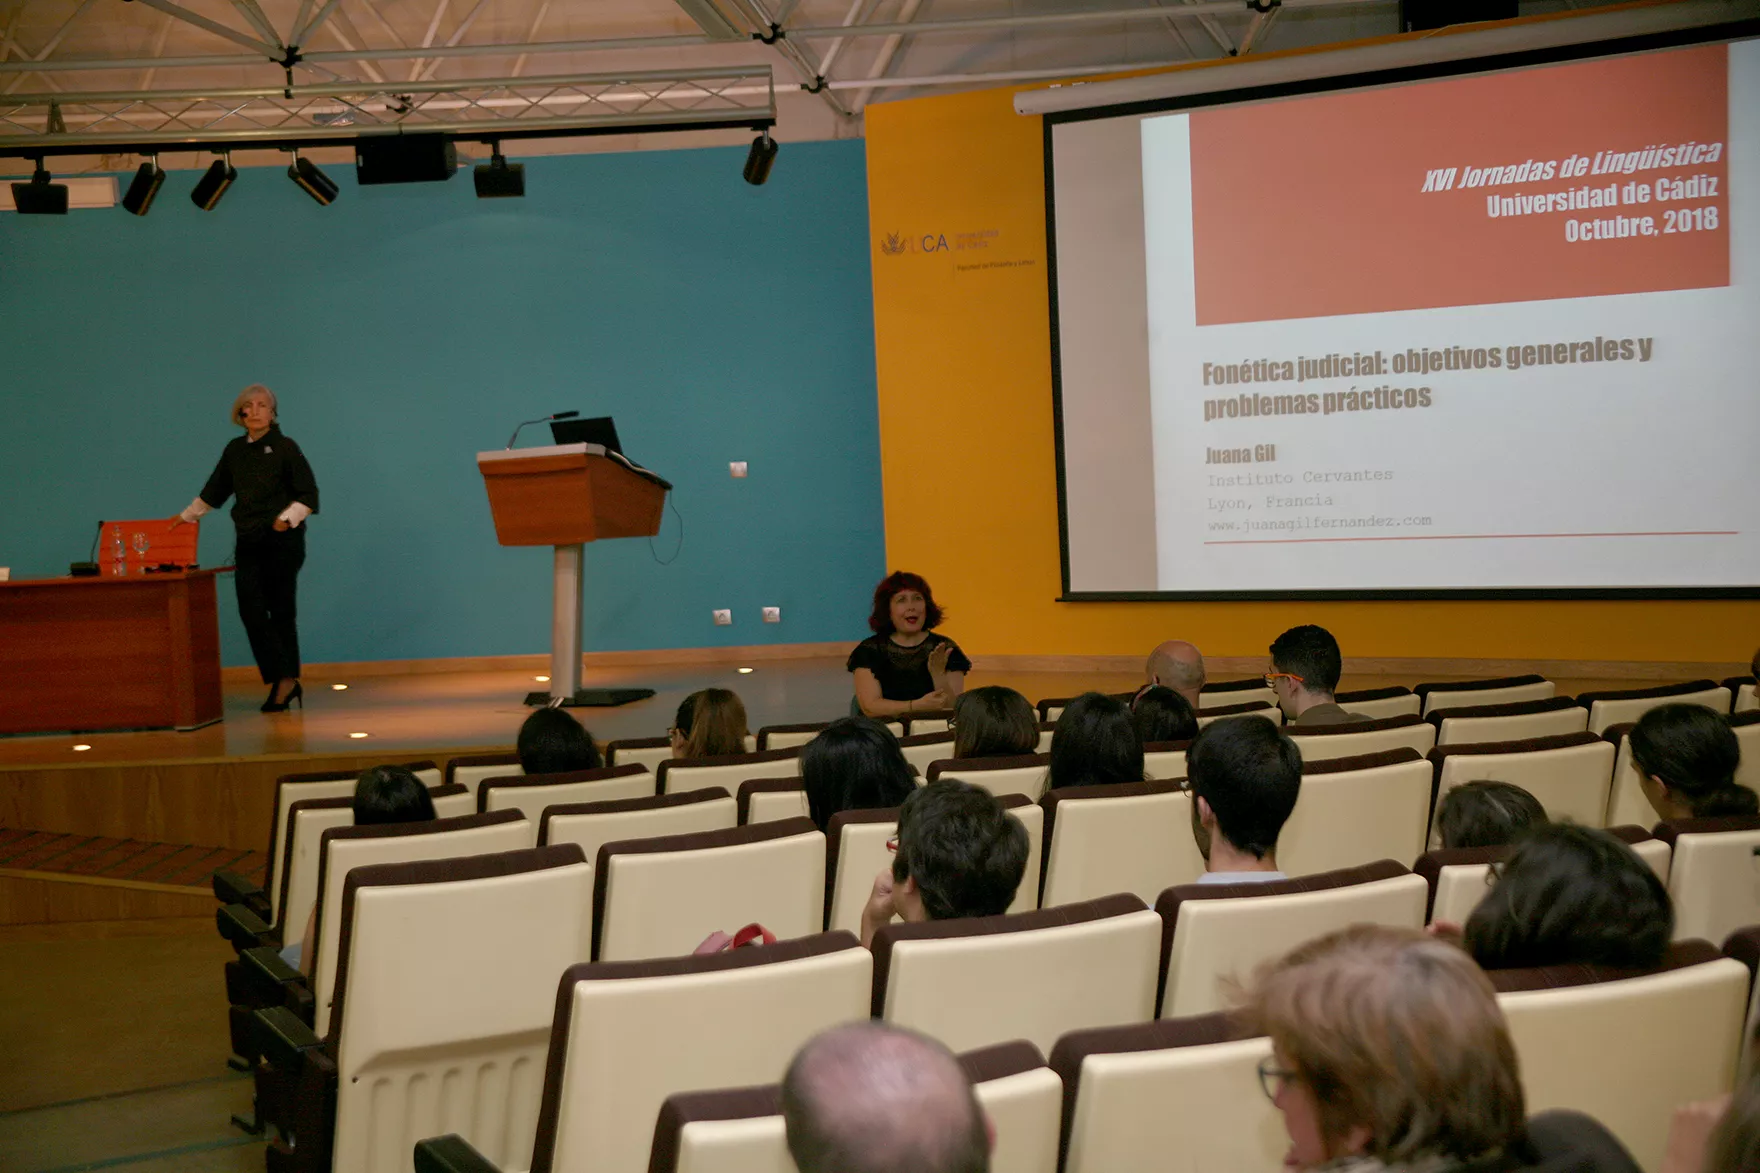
[846,633,971,702]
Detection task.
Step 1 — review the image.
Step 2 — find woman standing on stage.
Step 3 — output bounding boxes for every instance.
[171,385,319,713]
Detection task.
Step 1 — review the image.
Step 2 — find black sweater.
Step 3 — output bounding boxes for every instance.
[199,425,320,538]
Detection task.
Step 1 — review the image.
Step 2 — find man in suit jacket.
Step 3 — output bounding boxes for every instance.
[1267,625,1370,727]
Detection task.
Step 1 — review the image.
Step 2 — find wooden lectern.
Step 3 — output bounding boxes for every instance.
[477,443,669,707]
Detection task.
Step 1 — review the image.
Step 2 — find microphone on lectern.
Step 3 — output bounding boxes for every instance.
[506,411,580,449]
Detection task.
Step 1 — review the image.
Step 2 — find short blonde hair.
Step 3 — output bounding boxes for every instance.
[1239,925,1524,1164]
[231,384,277,426]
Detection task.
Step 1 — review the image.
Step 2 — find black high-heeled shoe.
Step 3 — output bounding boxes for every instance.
[262,680,304,713]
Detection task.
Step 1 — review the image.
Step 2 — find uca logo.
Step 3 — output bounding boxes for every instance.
[879,231,952,255]
[880,232,910,255]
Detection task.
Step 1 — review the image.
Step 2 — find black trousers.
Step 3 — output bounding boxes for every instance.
[234,527,306,685]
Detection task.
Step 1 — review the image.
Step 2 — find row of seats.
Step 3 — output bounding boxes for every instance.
[236,836,1755,1173]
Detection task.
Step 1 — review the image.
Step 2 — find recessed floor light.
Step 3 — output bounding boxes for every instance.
[535,675,550,683]
[331,683,349,691]
[737,667,755,674]
[349,731,370,739]
[72,744,92,751]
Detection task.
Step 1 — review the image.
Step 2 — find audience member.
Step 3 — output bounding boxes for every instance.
[1144,639,1206,709]
[517,707,602,774]
[1630,703,1759,820]
[1463,823,1672,971]
[1242,924,1640,1172]
[1131,685,1199,744]
[1046,692,1145,790]
[782,1021,990,1173]
[285,765,436,973]
[801,716,916,832]
[1435,781,1549,850]
[850,571,970,719]
[951,686,1038,759]
[1187,716,1301,882]
[669,687,749,758]
[861,780,1028,948]
[1703,1071,1760,1173]
[1268,625,1368,726]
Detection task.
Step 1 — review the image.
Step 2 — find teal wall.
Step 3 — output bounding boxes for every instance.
[0,140,884,667]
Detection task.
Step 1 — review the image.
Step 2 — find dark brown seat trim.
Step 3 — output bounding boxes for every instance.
[926,754,1049,783]
[1201,700,1276,717]
[1485,939,1722,992]
[1425,696,1583,728]
[1301,747,1424,776]
[1413,675,1549,702]
[1286,712,1426,738]
[537,787,733,846]
[1334,686,1415,704]
[1652,814,1760,847]
[957,1039,1047,1085]
[1575,679,1722,707]
[656,747,802,792]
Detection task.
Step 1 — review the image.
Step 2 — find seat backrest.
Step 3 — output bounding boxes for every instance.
[898,733,956,776]
[1039,694,1137,723]
[605,736,674,771]
[594,818,826,962]
[1053,1015,1283,1173]
[928,754,1051,802]
[1492,943,1747,1171]
[1724,928,1760,1085]
[1416,674,1555,716]
[330,846,592,1173]
[1429,732,1616,831]
[1036,726,1055,754]
[1040,781,1203,908]
[1156,861,1427,1018]
[1733,711,1760,789]
[905,711,954,736]
[998,796,1044,914]
[1601,725,1653,828]
[1734,678,1759,714]
[755,722,827,752]
[873,894,1161,1054]
[531,933,873,1173]
[1431,697,1591,746]
[1287,713,1435,762]
[737,778,812,825]
[540,789,737,911]
[444,752,522,800]
[311,809,532,1036]
[1198,680,1278,710]
[1194,701,1281,729]
[960,1041,1063,1173]
[279,796,356,945]
[429,783,476,818]
[479,764,654,838]
[1657,816,1760,944]
[1278,749,1432,876]
[1415,827,1670,926]
[1332,687,1421,719]
[266,768,384,926]
[1578,679,1731,736]
[658,748,803,796]
[1141,740,1190,781]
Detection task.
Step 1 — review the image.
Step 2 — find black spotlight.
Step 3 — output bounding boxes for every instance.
[288,153,339,206]
[122,157,166,216]
[191,154,237,211]
[11,162,69,215]
[473,147,524,199]
[743,132,778,186]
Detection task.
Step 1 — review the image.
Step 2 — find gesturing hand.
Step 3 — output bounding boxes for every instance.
[927,642,952,675]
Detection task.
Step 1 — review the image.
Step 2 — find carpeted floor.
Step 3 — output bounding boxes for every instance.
[0,831,266,888]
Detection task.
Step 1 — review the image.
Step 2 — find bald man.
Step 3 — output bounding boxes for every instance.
[1145,640,1206,709]
[782,1022,990,1173]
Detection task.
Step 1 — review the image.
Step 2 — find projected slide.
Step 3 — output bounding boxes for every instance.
[1051,39,1758,595]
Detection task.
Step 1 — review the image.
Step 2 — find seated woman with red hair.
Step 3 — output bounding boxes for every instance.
[848,571,969,719]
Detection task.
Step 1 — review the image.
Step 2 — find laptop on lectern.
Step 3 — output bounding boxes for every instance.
[549,416,623,455]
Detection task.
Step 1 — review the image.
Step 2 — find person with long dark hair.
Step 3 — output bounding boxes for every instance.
[1046,692,1145,790]
[171,384,318,713]
[1630,703,1759,820]
[800,717,916,832]
[848,571,969,719]
[951,686,1038,759]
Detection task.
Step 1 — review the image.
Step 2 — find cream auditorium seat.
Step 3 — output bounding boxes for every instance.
[898,732,955,775]
[541,788,737,912]
[1577,679,1731,736]
[904,710,955,736]
[1429,731,1616,831]
[928,754,1051,803]
[479,764,654,840]
[1656,816,1760,945]
[755,721,829,751]
[256,846,594,1173]
[606,735,676,772]
[1414,827,1669,927]
[1039,781,1203,908]
[520,932,872,1173]
[1332,686,1421,719]
[1415,674,1555,716]
[431,786,477,817]
[1723,927,1760,1084]
[737,778,811,825]
[872,893,1160,1054]
[1198,679,1279,711]
[1142,740,1190,781]
[444,751,522,801]
[1053,1014,1283,1173]
[1733,711,1760,789]
[593,818,825,962]
[641,1041,1061,1173]
[1491,942,1748,1172]
[1277,749,1431,876]
[1730,677,1759,714]
[1286,713,1435,762]
[1194,701,1281,728]
[1155,861,1427,1018]
[1430,697,1590,746]
[658,748,802,796]
[1036,692,1134,723]
[1036,723,1056,754]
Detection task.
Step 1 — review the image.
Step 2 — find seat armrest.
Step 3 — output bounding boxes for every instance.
[217,903,275,952]
[213,869,269,919]
[229,946,307,1010]
[254,1004,323,1073]
[415,1135,506,1173]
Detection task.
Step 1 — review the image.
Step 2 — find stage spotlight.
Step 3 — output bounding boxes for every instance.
[122,158,165,216]
[288,153,339,206]
[190,154,236,211]
[11,162,69,215]
[473,147,524,199]
[742,132,777,186]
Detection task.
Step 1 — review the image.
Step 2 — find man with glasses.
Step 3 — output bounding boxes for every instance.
[860,780,1029,948]
[1266,624,1369,727]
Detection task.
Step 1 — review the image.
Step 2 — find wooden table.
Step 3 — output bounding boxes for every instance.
[0,569,225,734]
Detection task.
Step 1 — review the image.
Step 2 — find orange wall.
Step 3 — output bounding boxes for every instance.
[863,73,1755,663]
